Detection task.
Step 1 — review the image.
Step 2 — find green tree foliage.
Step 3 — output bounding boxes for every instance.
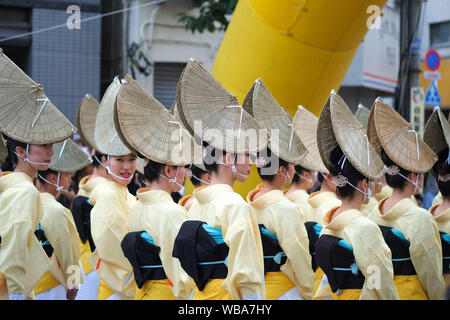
[177,0,238,33]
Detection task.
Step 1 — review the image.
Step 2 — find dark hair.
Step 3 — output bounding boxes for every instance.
[432,148,450,198]
[202,141,228,174]
[1,135,27,172]
[292,164,311,184]
[381,149,411,190]
[144,159,166,183]
[318,171,325,183]
[256,147,289,182]
[328,146,366,200]
[92,150,105,168]
[37,168,58,184]
[189,164,208,187]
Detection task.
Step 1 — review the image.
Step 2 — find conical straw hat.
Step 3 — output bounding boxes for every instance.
[49,138,92,172]
[424,107,450,156]
[0,133,7,166]
[94,76,131,156]
[76,93,100,151]
[355,103,370,129]
[293,105,329,173]
[115,75,194,166]
[136,157,145,175]
[367,98,437,173]
[170,101,208,171]
[176,58,268,155]
[317,91,384,180]
[243,78,306,164]
[0,48,76,144]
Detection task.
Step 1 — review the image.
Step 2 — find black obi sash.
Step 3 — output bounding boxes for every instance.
[305,221,322,271]
[315,234,365,293]
[259,224,286,273]
[121,231,167,289]
[172,220,229,291]
[71,195,96,251]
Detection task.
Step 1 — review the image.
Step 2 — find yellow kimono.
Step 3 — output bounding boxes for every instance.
[307,191,341,298]
[429,204,450,287]
[374,185,393,202]
[317,208,399,300]
[76,175,108,277]
[285,189,311,221]
[432,192,443,208]
[368,197,446,300]
[0,171,49,298]
[128,188,193,300]
[307,191,341,225]
[179,194,195,212]
[360,197,378,217]
[188,184,265,300]
[34,192,81,296]
[88,180,137,300]
[247,185,314,300]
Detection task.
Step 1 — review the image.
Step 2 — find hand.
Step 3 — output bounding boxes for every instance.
[66,288,78,300]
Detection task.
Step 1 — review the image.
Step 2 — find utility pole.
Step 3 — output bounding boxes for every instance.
[396,0,425,120]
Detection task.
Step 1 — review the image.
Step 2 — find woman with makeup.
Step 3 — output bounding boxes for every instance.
[87,77,137,300]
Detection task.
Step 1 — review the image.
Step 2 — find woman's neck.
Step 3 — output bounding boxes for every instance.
[330,195,363,221]
[39,183,57,197]
[210,166,235,187]
[433,197,450,217]
[91,166,107,180]
[13,160,38,179]
[253,180,282,200]
[148,179,173,194]
[285,182,308,195]
[381,186,412,214]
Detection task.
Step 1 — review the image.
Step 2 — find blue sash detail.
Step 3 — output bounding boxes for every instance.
[313,223,323,236]
[441,233,450,244]
[260,226,278,240]
[391,228,408,241]
[140,231,155,245]
[202,224,225,245]
[264,252,286,264]
[198,256,228,267]
[337,239,353,251]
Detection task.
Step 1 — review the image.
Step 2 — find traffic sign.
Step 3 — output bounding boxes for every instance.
[424,80,441,106]
[425,49,441,71]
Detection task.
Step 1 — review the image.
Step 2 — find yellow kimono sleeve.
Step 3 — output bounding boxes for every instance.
[40,200,81,287]
[0,185,42,294]
[346,218,399,300]
[220,198,265,300]
[89,188,136,299]
[404,211,446,300]
[272,204,315,299]
[156,206,194,300]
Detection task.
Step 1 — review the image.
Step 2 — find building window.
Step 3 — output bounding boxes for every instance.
[430,21,450,47]
[153,62,186,109]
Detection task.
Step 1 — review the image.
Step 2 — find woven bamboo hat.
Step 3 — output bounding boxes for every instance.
[0,134,7,166]
[293,105,329,173]
[115,75,194,166]
[0,48,76,144]
[94,77,131,156]
[243,78,306,164]
[136,157,145,175]
[317,90,384,180]
[176,58,268,155]
[355,103,370,129]
[76,93,100,150]
[424,107,450,157]
[367,98,437,173]
[49,138,92,172]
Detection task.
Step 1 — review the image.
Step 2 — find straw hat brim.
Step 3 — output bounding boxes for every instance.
[76,94,100,151]
[367,100,437,173]
[317,92,384,180]
[176,58,268,155]
[293,106,329,173]
[0,49,76,144]
[355,104,370,129]
[424,108,450,156]
[94,77,131,156]
[0,133,7,166]
[115,75,194,166]
[49,138,92,172]
[243,79,306,164]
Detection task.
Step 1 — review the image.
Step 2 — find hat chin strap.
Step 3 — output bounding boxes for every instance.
[106,155,134,182]
[158,166,183,192]
[216,154,248,179]
[39,171,69,193]
[14,144,51,168]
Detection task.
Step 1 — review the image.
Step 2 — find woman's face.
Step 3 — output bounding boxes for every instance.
[24,144,54,171]
[103,154,137,186]
[167,165,186,192]
[233,153,251,183]
[284,163,295,187]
